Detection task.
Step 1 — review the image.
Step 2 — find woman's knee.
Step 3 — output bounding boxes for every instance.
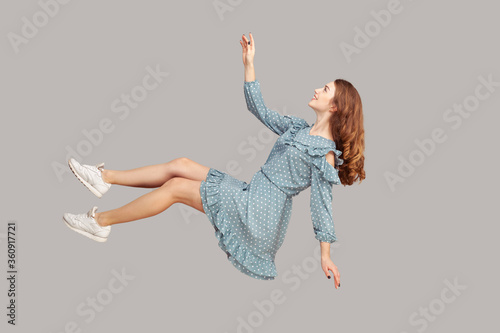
[160,177,201,207]
[160,157,190,179]
[160,176,189,195]
[168,157,209,181]
[171,157,191,166]
[160,176,182,188]
[168,157,192,172]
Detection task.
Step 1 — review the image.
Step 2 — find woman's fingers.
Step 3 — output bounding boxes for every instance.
[244,34,252,46]
[333,269,340,289]
[240,33,254,66]
[327,266,340,289]
[249,32,254,46]
[324,264,332,277]
[242,35,248,51]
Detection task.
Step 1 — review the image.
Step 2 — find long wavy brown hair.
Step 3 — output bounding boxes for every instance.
[330,79,365,186]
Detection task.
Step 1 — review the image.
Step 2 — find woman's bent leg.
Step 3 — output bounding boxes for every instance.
[95,177,204,227]
[101,157,210,188]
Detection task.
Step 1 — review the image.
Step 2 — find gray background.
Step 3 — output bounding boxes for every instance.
[1,0,499,332]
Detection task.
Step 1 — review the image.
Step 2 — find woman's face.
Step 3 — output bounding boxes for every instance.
[308,81,337,113]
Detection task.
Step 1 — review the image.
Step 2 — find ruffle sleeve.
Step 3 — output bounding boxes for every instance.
[310,151,342,185]
[282,128,343,185]
[309,164,337,243]
[244,80,301,136]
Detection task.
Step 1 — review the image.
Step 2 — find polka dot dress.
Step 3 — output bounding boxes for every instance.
[199,80,344,281]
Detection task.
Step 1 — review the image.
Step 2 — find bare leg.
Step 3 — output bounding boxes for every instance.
[95,177,204,227]
[101,157,210,188]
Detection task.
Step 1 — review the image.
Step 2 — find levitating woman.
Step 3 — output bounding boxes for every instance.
[62,33,365,288]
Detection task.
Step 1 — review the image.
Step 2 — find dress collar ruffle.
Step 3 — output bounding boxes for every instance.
[281,115,343,184]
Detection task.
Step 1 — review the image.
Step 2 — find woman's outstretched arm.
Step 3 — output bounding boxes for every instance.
[240,33,297,136]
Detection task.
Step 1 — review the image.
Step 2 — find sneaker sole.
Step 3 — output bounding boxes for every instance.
[62,216,108,242]
[68,159,104,198]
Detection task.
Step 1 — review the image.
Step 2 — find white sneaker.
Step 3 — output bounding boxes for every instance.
[62,206,111,242]
[68,158,111,198]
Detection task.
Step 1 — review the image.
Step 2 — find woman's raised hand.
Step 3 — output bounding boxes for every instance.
[240,33,255,67]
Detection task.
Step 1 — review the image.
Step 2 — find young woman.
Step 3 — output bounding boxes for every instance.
[62,33,365,288]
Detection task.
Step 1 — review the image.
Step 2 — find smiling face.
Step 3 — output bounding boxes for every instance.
[308,81,337,113]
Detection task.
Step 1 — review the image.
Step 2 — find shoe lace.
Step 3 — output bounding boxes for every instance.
[81,165,99,180]
[74,209,97,232]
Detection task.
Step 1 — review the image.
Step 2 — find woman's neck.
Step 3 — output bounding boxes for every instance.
[310,114,333,139]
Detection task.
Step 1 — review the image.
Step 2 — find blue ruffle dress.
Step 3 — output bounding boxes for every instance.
[199,80,344,280]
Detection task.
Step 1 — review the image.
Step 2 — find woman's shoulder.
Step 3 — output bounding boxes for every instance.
[324,150,336,168]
